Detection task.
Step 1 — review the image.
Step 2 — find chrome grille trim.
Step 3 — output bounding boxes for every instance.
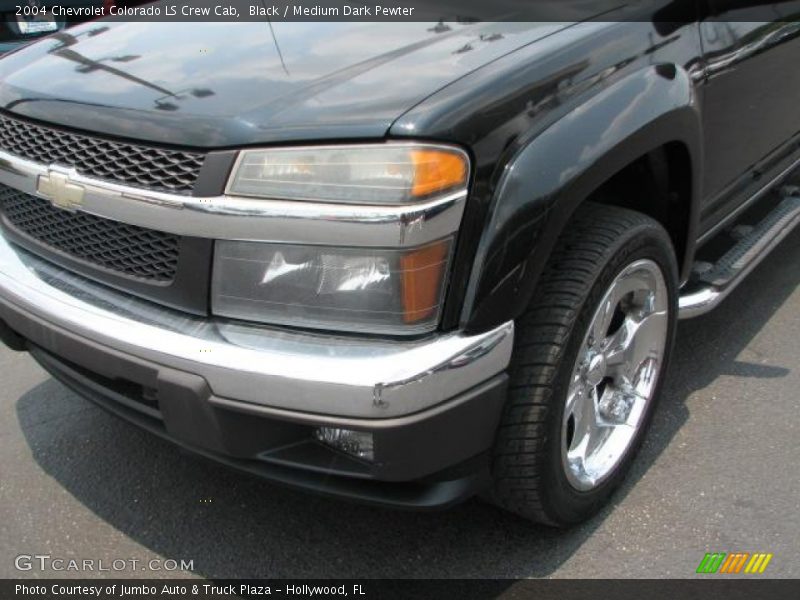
[0,149,468,248]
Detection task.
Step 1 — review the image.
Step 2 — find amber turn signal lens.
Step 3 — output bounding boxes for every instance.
[400,239,451,323]
[410,149,468,198]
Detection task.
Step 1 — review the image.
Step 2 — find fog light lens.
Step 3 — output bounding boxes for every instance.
[315,428,374,461]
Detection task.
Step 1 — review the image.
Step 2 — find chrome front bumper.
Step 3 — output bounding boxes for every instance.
[0,233,513,419]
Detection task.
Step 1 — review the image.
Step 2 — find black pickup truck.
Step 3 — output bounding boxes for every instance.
[0,3,798,526]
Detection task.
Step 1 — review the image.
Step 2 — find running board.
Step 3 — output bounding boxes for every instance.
[679,190,800,319]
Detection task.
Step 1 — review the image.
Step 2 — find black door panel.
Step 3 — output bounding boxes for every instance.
[700,1,800,232]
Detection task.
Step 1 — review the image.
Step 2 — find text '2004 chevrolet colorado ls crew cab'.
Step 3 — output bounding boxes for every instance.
[0,2,799,526]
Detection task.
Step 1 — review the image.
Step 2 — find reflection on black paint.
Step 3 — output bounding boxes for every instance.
[48,28,215,112]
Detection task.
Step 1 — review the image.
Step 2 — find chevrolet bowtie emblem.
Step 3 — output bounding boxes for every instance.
[36,169,85,212]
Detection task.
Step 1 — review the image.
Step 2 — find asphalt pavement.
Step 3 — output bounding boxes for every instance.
[1,228,798,580]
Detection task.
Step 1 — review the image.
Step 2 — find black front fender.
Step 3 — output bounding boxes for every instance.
[461,64,703,333]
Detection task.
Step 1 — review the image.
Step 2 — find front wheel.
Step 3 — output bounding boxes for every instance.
[489,203,678,526]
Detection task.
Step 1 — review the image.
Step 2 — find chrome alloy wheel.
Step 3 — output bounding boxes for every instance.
[561,259,669,491]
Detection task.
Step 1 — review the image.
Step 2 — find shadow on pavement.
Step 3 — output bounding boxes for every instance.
[14,228,800,579]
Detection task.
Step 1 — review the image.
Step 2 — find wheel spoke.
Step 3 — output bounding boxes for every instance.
[603,319,633,368]
[622,309,668,379]
[622,387,649,428]
[583,388,606,446]
[591,295,616,346]
[606,309,668,381]
[577,387,599,439]
[565,373,583,416]
[568,386,600,459]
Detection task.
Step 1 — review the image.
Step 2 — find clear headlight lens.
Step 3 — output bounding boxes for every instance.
[227,144,469,204]
[212,238,452,335]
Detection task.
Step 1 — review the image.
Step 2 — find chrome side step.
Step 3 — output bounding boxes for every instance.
[679,189,800,319]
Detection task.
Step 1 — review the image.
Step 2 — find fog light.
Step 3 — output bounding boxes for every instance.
[314,427,374,461]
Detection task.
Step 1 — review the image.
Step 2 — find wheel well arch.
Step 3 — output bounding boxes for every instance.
[589,141,694,273]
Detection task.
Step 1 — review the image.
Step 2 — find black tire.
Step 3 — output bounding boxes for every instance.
[489,202,679,526]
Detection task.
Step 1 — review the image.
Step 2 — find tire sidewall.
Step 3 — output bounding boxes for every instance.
[539,222,679,525]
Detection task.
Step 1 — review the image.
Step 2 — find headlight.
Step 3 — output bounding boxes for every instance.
[227,143,469,204]
[212,238,452,335]
[218,142,469,334]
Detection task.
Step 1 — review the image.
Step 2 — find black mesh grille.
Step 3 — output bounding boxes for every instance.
[0,186,179,282]
[0,114,204,194]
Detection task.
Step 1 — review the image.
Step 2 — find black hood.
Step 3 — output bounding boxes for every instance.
[0,21,569,147]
